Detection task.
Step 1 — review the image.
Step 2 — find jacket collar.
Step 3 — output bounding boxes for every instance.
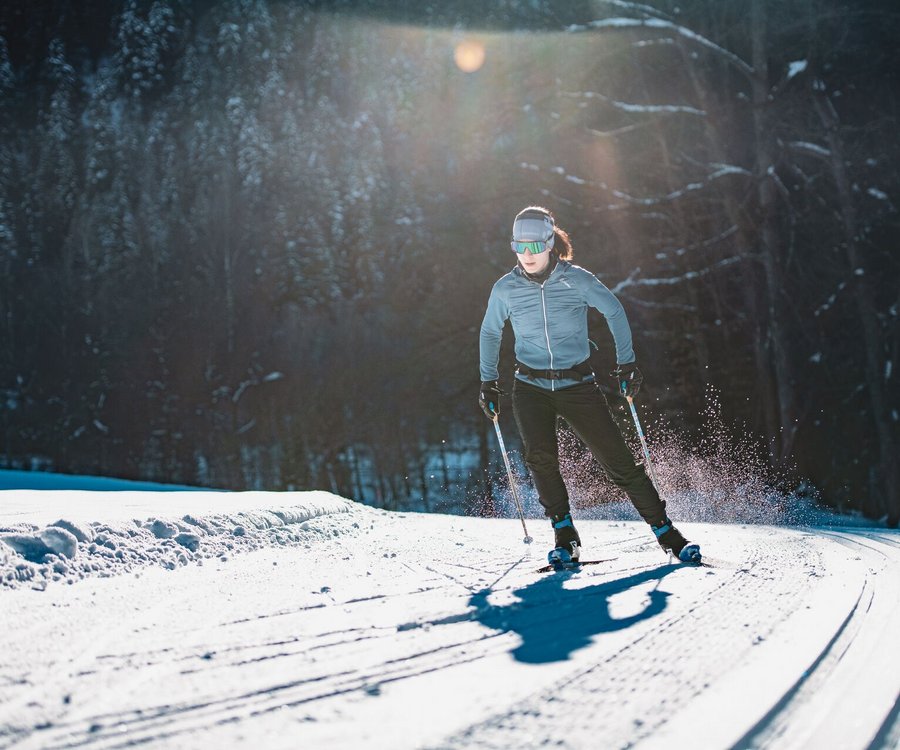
[514,256,565,284]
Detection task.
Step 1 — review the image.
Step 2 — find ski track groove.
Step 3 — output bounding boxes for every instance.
[835,528,900,550]
[822,529,900,558]
[868,689,900,750]
[727,577,872,748]
[3,556,517,748]
[737,529,900,750]
[4,517,900,750]
[16,630,517,750]
[430,534,819,749]
[90,620,401,674]
[0,585,187,743]
[422,553,532,589]
[0,532,768,750]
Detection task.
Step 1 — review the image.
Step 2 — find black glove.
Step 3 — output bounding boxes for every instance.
[611,362,643,398]
[478,380,505,420]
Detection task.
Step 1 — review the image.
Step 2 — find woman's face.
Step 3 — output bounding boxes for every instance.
[517,247,552,275]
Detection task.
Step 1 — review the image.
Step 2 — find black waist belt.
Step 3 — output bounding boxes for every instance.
[516,359,594,381]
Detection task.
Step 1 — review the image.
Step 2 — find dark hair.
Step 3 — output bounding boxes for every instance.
[552,224,574,261]
[517,205,574,261]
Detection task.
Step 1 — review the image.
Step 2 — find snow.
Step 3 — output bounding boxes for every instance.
[708,163,751,178]
[2,477,900,748]
[568,17,753,78]
[0,483,353,586]
[562,90,705,116]
[789,140,831,158]
[607,164,743,207]
[787,59,808,80]
[611,256,743,293]
[814,280,848,316]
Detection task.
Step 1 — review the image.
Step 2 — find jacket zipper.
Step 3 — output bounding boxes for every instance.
[540,281,555,391]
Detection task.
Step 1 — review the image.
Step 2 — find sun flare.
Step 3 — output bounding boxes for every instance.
[454,40,486,73]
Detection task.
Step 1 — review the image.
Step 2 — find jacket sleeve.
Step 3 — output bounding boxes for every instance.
[479,282,509,382]
[580,271,636,365]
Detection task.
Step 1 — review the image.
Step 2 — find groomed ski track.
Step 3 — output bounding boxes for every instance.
[2,501,899,750]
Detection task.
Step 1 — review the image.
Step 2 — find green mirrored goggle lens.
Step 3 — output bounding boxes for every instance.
[511,240,548,255]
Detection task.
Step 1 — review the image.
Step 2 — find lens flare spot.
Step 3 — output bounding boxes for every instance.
[454,40,485,73]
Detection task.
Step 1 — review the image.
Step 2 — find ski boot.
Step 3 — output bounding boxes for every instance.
[548,513,582,568]
[652,518,701,564]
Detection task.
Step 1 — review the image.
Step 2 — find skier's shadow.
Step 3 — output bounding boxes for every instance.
[469,564,681,664]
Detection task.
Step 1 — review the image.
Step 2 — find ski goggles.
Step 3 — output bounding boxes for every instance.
[511,239,550,255]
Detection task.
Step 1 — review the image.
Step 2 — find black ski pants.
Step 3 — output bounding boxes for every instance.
[512,378,667,526]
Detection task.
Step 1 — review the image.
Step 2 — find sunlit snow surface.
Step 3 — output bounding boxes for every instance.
[1,475,899,749]
[0,480,353,589]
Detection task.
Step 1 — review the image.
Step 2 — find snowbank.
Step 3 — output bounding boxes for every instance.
[0,487,359,590]
[0,466,874,593]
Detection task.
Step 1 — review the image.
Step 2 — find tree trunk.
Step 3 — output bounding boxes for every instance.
[418,459,430,513]
[813,84,899,526]
[679,32,782,457]
[751,0,799,464]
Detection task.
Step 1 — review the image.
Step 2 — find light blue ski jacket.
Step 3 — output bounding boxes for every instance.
[479,260,635,391]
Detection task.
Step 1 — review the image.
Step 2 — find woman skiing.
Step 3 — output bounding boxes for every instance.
[478,206,701,566]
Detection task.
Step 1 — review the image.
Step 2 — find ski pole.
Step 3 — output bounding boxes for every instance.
[624,392,662,494]
[491,415,534,544]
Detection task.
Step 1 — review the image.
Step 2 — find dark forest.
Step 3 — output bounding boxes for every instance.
[1,1,897,524]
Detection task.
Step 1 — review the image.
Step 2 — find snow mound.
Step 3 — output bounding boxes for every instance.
[0,491,358,591]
